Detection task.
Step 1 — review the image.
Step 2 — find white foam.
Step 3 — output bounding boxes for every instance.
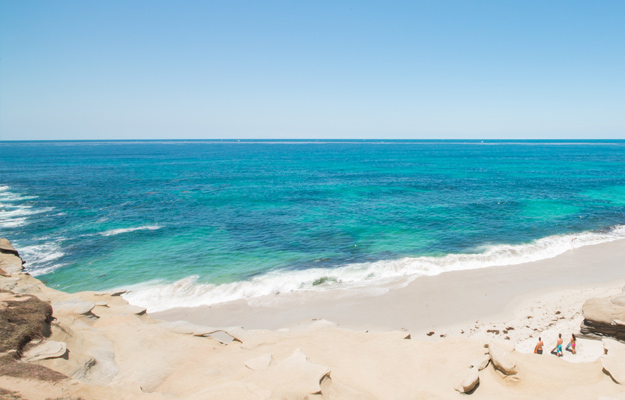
[100,225,162,237]
[0,187,47,229]
[123,226,625,312]
[0,217,28,229]
[1,206,54,218]
[0,192,38,202]
[19,241,66,276]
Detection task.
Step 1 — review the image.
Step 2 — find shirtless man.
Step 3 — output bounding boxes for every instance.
[534,337,544,354]
[551,333,564,357]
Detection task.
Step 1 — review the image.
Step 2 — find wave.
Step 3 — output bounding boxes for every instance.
[1,206,54,218]
[0,192,38,202]
[99,225,162,237]
[0,186,50,229]
[19,240,66,276]
[123,225,625,312]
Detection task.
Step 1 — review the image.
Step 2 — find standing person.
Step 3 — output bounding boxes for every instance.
[551,333,564,357]
[534,337,544,354]
[566,334,577,354]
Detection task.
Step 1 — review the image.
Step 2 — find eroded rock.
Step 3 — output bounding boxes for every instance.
[0,253,23,275]
[52,299,95,316]
[253,348,330,396]
[158,321,241,344]
[116,304,146,315]
[601,356,625,384]
[455,368,479,393]
[489,342,518,375]
[22,340,67,362]
[581,292,625,341]
[0,238,19,255]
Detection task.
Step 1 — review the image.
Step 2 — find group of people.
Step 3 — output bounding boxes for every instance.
[534,333,576,357]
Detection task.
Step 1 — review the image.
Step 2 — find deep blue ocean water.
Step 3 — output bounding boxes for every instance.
[1,140,625,311]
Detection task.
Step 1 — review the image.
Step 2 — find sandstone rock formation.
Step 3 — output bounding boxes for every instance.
[0,239,23,275]
[489,342,518,375]
[581,289,625,341]
[22,340,67,362]
[52,299,96,316]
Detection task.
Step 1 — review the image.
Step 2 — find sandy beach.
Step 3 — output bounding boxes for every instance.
[153,238,625,334]
[3,237,625,399]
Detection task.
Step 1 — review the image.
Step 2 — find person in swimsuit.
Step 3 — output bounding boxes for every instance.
[566,334,577,354]
[551,333,564,357]
[534,337,544,354]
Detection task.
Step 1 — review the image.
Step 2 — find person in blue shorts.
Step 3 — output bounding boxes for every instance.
[551,333,563,357]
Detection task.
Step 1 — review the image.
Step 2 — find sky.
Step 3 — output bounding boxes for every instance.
[1,0,624,140]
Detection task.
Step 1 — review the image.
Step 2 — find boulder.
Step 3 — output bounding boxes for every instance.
[581,293,625,341]
[455,368,479,393]
[22,340,67,362]
[52,299,95,316]
[489,342,518,375]
[245,353,273,371]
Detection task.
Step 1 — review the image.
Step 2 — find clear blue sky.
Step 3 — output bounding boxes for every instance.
[1,1,624,140]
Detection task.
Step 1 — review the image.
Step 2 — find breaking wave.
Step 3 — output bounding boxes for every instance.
[99,225,162,237]
[123,225,625,312]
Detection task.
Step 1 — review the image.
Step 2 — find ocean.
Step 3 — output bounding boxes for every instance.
[1,140,624,312]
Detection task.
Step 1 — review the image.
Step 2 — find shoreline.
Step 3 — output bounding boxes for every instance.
[152,238,625,335]
[3,237,625,398]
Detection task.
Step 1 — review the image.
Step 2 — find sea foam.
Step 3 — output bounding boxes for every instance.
[100,225,162,237]
[123,225,625,312]
[18,240,66,276]
[0,186,50,229]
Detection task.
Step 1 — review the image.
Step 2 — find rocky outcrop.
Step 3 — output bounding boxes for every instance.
[52,299,96,317]
[489,342,518,375]
[581,290,625,341]
[0,239,24,275]
[22,340,67,362]
[0,239,19,255]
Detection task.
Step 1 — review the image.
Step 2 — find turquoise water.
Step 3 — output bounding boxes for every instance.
[1,140,625,311]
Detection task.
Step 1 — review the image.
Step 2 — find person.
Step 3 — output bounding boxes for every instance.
[534,337,544,354]
[566,334,577,354]
[551,333,564,357]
